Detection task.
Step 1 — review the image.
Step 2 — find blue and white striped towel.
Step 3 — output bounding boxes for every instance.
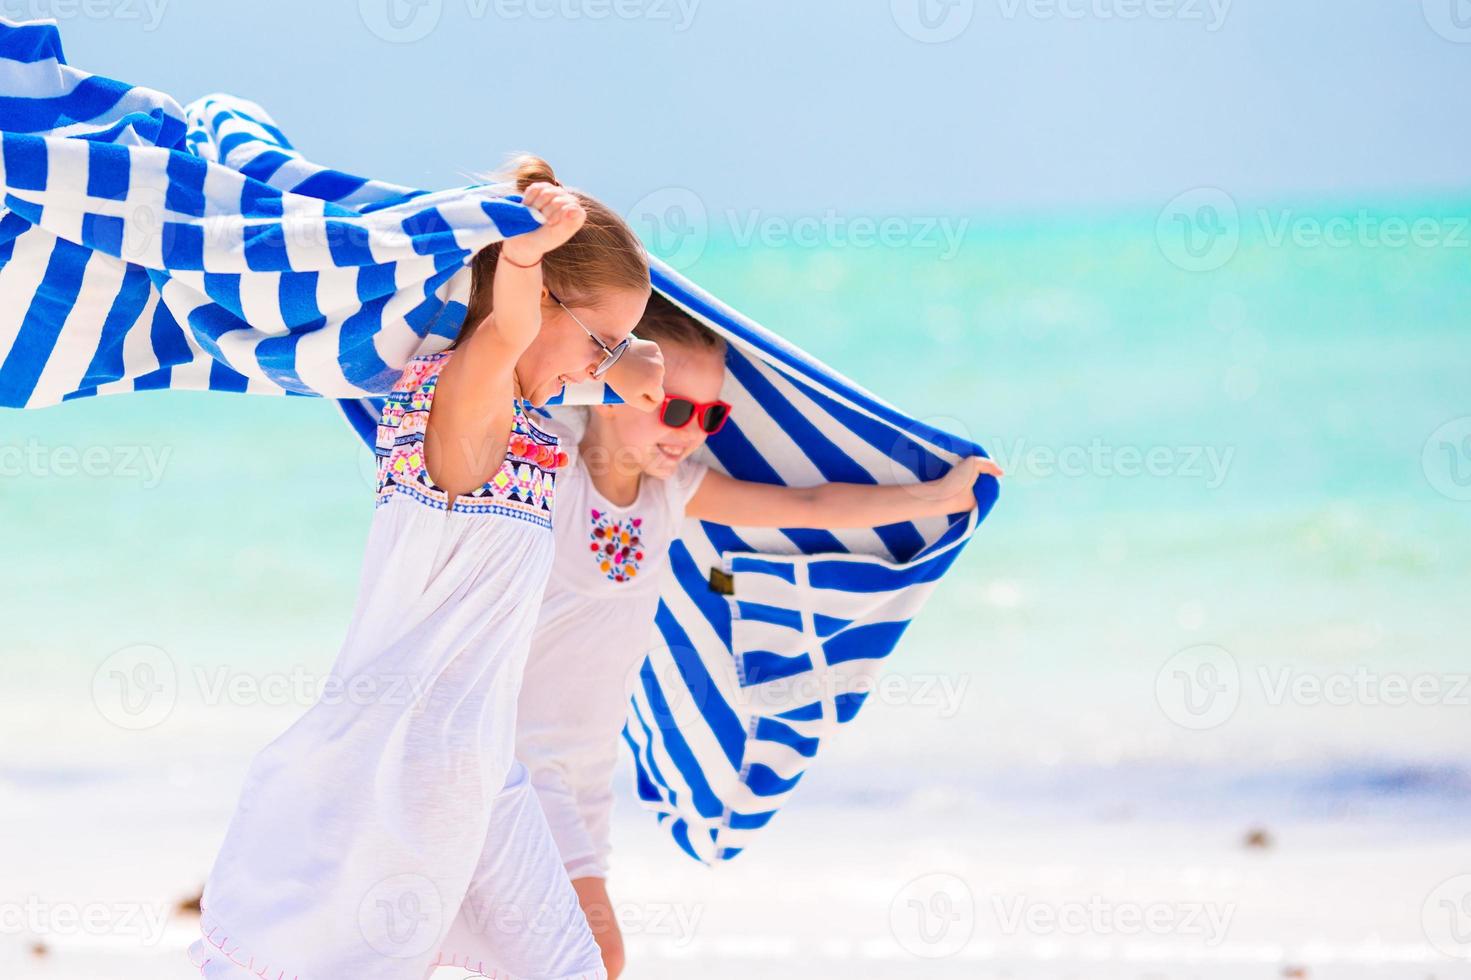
[0,17,999,864]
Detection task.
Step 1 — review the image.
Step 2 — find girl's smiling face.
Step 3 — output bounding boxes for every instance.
[587,340,727,480]
[514,286,650,407]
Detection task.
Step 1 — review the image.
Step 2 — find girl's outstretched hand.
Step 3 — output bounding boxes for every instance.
[930,455,1003,513]
[503,182,587,266]
[685,452,1004,527]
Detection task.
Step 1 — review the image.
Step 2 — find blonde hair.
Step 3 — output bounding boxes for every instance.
[456,155,648,344]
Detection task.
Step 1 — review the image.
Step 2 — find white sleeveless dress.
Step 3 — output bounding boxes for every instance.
[188,351,605,980]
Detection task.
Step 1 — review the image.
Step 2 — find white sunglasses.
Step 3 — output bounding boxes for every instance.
[549,290,629,380]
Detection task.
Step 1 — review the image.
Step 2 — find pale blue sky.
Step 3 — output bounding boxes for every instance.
[43,0,1471,215]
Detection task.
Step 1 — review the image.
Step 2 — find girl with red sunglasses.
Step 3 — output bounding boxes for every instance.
[442,293,1003,979]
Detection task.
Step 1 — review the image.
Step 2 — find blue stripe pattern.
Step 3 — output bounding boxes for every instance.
[0,16,999,865]
[0,18,537,406]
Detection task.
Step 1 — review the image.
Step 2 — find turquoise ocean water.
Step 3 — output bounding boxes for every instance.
[3,196,1469,828]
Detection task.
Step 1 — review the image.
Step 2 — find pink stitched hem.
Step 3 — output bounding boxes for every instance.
[192,900,301,980]
[427,951,607,980]
[187,937,210,976]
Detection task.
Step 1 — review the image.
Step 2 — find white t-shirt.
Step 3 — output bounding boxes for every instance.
[515,440,709,880]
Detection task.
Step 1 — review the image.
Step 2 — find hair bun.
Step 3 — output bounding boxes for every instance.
[507,153,560,191]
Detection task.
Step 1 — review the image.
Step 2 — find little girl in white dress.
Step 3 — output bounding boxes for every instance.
[189,161,661,980]
[451,294,1001,977]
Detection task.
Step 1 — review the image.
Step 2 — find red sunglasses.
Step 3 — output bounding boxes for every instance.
[660,395,732,435]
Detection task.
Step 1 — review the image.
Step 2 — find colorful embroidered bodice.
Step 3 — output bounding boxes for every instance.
[375,351,565,526]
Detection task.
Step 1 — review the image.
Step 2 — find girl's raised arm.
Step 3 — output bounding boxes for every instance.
[684,456,1001,529]
[426,183,586,497]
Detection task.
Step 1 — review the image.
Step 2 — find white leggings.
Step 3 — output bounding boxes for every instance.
[190,762,604,980]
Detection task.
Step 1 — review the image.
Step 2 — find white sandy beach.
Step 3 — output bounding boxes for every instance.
[4,691,1469,980]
